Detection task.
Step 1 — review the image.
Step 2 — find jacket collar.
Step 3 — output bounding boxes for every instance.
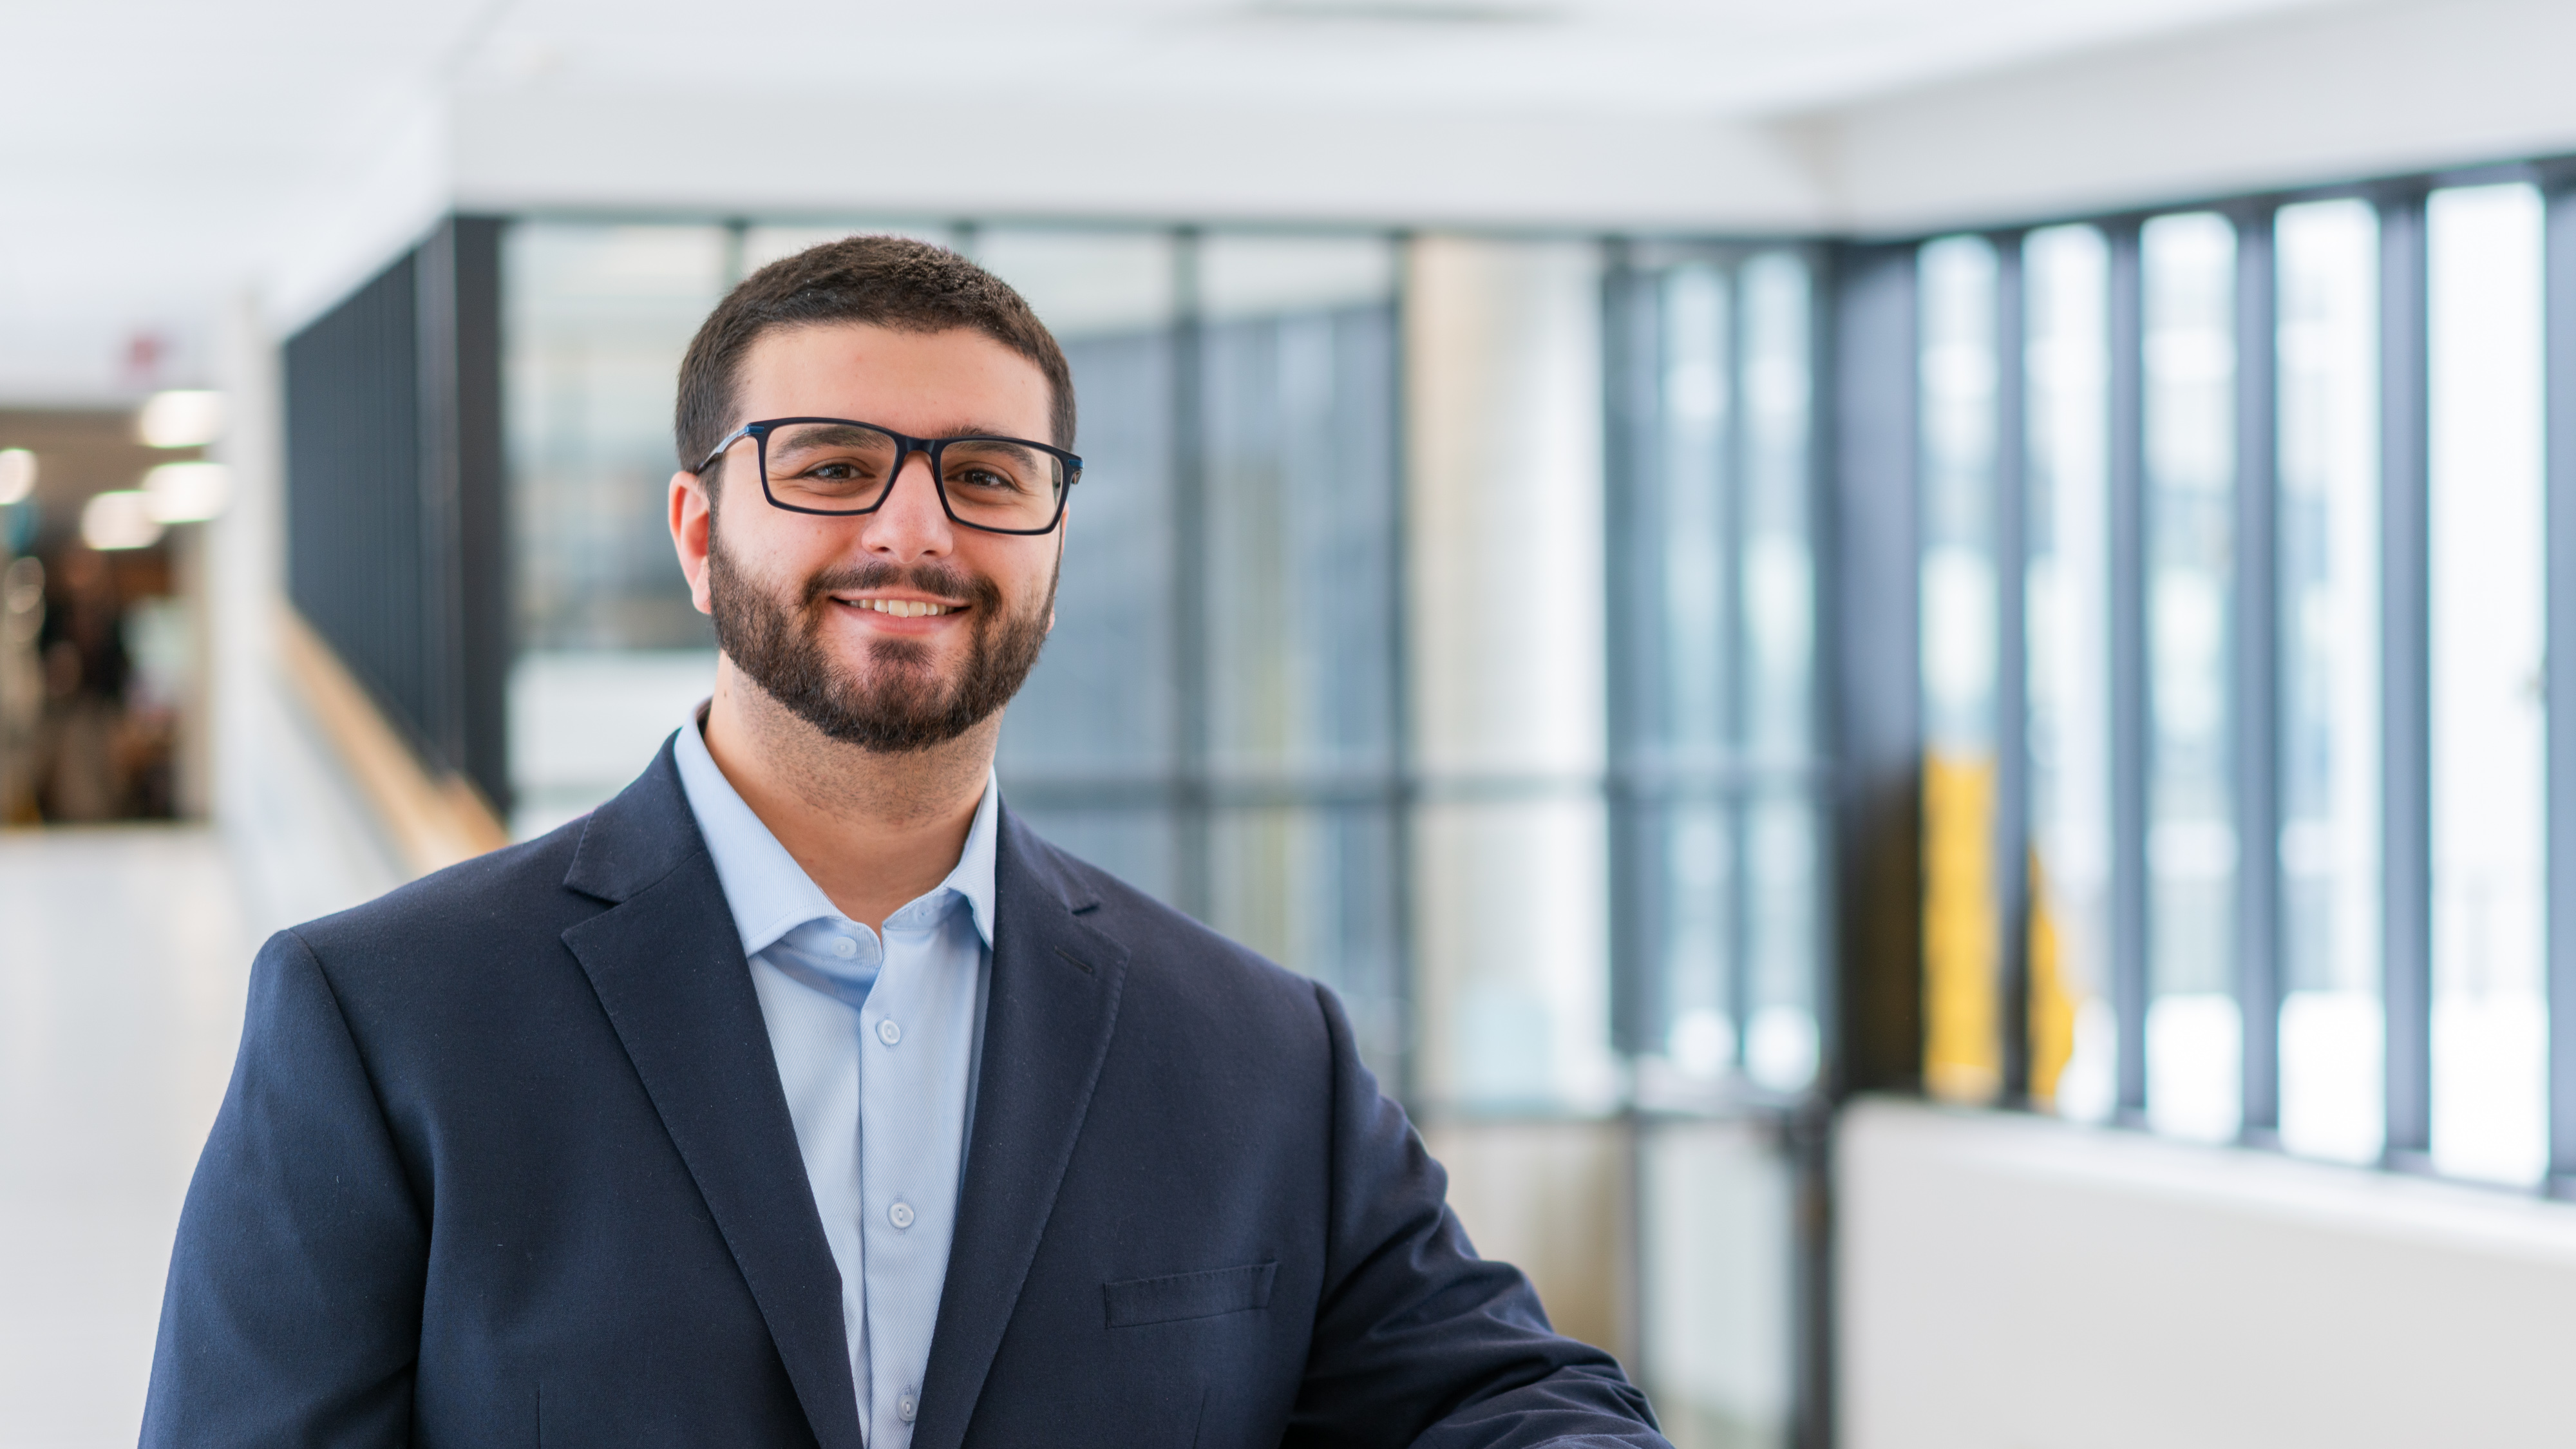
[910,804,1128,1449]
[560,739,865,1449]
[562,738,1130,1449]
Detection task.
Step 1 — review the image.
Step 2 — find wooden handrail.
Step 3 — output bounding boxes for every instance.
[274,602,509,876]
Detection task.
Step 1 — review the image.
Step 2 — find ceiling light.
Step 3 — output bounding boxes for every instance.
[138,390,225,448]
[82,491,165,551]
[144,461,230,523]
[0,449,32,506]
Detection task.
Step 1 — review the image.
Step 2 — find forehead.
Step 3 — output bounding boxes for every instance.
[734,322,1051,437]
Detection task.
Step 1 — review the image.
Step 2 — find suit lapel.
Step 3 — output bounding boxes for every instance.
[560,746,864,1449]
[910,808,1130,1449]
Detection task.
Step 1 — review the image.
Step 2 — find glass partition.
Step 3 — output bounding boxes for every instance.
[1198,232,1405,1065]
[2426,182,2548,1186]
[503,222,728,837]
[2023,223,2116,1121]
[2275,198,2383,1164]
[2140,211,2241,1144]
[1918,234,2002,1105]
[1408,235,1616,1113]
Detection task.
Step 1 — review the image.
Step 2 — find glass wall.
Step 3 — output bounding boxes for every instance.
[1200,235,1406,1070]
[1911,166,2576,1197]
[504,223,726,837]
[1610,248,1823,1103]
[2024,224,2116,1121]
[2139,211,2241,1144]
[2275,198,2383,1164]
[1408,236,1616,1113]
[977,227,1186,902]
[1917,235,2003,1105]
[2426,183,2548,1186]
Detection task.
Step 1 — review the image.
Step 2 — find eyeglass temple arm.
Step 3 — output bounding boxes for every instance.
[691,424,757,477]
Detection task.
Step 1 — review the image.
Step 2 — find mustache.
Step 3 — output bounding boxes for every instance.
[798,558,1001,611]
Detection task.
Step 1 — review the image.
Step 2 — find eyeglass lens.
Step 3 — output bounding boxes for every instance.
[761,422,1064,529]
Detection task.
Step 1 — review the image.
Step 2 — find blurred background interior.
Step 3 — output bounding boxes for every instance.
[8,0,2576,1444]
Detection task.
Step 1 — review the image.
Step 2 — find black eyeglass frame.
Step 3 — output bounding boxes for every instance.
[694,417,1083,536]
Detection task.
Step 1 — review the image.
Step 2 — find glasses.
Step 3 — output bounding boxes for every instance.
[696,418,1082,536]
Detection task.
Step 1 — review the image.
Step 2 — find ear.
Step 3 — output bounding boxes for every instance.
[670,470,715,614]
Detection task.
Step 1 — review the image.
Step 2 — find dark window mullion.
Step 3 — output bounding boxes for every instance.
[2378,185,2436,1170]
[2106,219,2152,1125]
[1602,247,1665,1059]
[2235,203,2284,1143]
[1724,255,1755,1071]
[1171,229,1210,923]
[1991,231,2032,1103]
[2543,171,2576,1197]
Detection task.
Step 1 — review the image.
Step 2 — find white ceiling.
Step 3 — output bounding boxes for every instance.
[0,0,2419,403]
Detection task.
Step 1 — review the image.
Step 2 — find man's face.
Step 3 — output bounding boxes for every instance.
[670,322,1063,752]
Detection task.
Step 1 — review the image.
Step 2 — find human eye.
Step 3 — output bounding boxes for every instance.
[768,425,896,497]
[943,444,1041,495]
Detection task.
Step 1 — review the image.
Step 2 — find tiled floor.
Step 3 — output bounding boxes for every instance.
[0,828,256,1449]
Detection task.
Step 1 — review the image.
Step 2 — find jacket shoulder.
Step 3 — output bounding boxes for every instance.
[286,815,594,967]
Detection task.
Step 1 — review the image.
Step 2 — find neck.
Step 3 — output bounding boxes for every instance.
[701,654,996,934]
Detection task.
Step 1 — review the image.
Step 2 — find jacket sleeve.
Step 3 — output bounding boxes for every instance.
[1285,984,1669,1449]
[142,928,428,1448]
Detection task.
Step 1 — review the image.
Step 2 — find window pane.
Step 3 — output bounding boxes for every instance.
[1406,237,1613,1113]
[2427,182,2548,1186]
[1208,804,1403,1075]
[1743,790,1821,1093]
[1740,252,1821,1094]
[503,222,727,837]
[1407,236,1607,779]
[1658,263,1732,769]
[1741,251,1815,764]
[2275,198,2383,1164]
[1918,234,2001,1104]
[2141,211,2239,1144]
[978,229,1180,784]
[999,804,1179,906]
[1656,799,1738,1075]
[2023,223,2117,1121]
[1200,236,1401,779]
[1415,797,1617,1112]
[1637,1117,1794,1449]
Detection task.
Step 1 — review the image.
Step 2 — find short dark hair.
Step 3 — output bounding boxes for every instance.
[672,234,1075,484]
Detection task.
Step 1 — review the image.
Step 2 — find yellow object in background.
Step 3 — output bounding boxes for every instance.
[2025,852,2079,1107]
[1922,753,2000,1103]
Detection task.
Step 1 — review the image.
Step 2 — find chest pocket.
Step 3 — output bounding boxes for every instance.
[1102,1261,1278,1328]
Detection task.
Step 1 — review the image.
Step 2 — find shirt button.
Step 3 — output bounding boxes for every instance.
[889,1200,915,1229]
[876,1019,902,1046]
[898,1393,918,1423]
[831,936,858,958]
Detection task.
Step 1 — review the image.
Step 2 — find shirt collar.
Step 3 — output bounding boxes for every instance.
[672,703,999,958]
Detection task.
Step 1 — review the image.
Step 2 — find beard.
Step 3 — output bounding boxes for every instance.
[706,514,1055,753]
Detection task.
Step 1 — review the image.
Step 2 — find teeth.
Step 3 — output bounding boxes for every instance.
[857,598,951,618]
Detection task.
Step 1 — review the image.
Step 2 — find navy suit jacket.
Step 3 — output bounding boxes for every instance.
[144,744,1666,1447]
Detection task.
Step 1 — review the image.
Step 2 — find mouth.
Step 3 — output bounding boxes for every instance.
[832,592,967,620]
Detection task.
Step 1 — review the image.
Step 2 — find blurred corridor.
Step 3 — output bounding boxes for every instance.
[0,831,251,1446]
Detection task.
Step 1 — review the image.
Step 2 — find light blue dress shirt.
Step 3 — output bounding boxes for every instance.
[673,710,995,1449]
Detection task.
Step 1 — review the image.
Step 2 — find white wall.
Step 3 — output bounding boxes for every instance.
[1812,0,2576,235]
[446,90,1830,233]
[427,0,2576,243]
[1838,1098,2576,1449]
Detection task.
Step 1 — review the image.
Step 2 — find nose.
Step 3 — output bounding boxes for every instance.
[854,448,955,561]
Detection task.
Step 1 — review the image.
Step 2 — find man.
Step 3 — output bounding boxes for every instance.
[146,236,1667,1447]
